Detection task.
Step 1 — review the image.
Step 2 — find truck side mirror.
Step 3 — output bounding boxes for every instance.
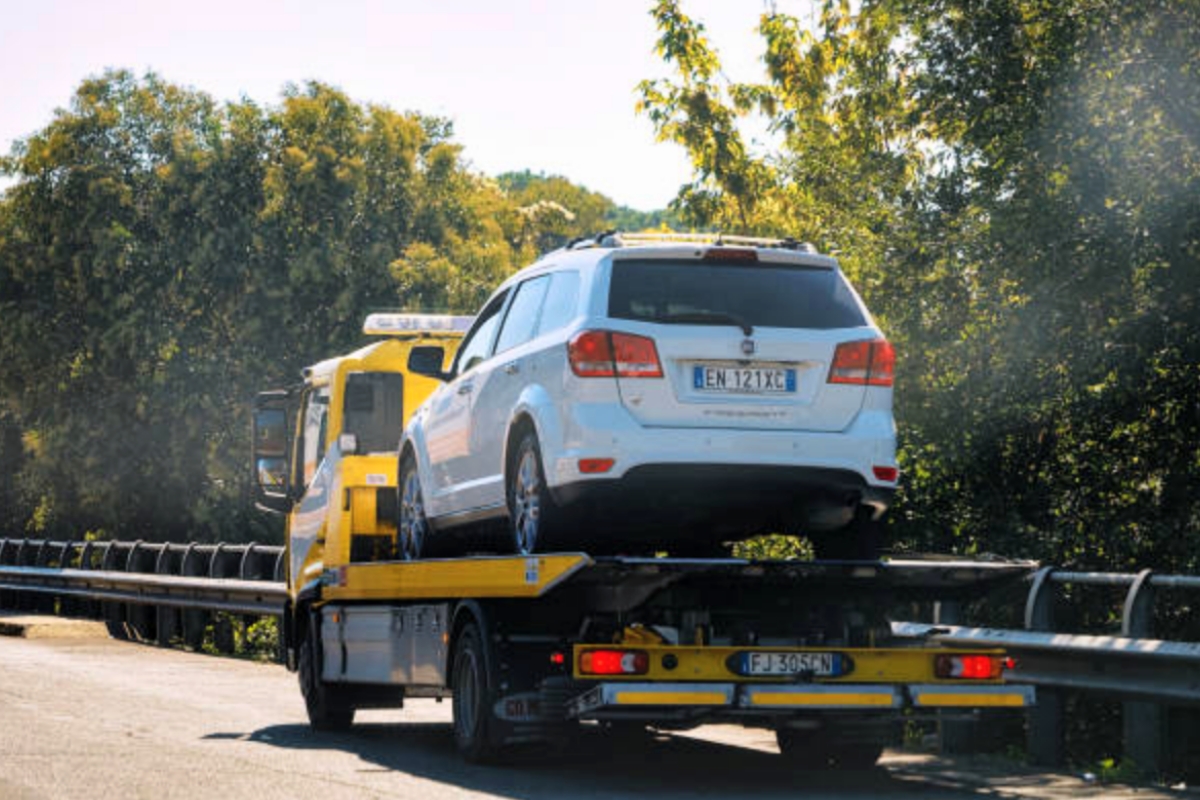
[253,392,294,514]
[408,346,449,381]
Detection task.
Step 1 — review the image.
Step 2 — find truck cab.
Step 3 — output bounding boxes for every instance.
[251,314,470,601]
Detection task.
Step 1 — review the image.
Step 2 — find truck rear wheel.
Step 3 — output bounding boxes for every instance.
[452,622,504,762]
[298,612,355,731]
[776,728,884,769]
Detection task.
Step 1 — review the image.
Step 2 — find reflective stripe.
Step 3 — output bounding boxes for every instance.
[615,691,729,705]
[912,690,1027,710]
[750,691,896,707]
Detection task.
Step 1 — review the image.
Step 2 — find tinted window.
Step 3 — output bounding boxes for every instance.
[536,271,580,336]
[495,276,550,354]
[343,372,404,453]
[454,291,508,374]
[608,259,867,330]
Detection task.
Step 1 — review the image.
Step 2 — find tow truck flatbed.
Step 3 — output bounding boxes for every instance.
[320,553,1036,604]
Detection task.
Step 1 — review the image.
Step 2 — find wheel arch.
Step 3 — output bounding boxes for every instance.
[503,384,562,486]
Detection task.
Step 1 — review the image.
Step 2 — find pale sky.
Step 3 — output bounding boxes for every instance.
[0,0,814,211]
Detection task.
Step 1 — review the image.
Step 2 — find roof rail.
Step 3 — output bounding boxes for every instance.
[569,231,817,253]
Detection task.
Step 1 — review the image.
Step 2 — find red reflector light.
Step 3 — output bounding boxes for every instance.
[578,458,615,474]
[935,654,1003,680]
[872,466,898,482]
[829,339,894,387]
[568,331,662,379]
[550,651,566,665]
[579,649,650,675]
[703,247,758,262]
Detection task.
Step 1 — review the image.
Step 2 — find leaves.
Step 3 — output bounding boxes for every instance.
[0,71,624,542]
[639,1,1200,574]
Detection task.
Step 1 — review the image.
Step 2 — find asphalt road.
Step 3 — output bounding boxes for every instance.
[0,617,1188,800]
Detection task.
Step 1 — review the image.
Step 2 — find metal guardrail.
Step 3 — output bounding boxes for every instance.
[0,537,286,651]
[896,565,1200,774]
[0,566,286,615]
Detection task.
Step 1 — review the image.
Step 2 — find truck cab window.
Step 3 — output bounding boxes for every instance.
[300,386,331,487]
[343,372,405,454]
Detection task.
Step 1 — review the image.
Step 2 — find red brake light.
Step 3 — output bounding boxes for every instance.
[578,649,650,675]
[703,247,758,262]
[611,333,663,378]
[568,331,662,379]
[935,654,1003,680]
[867,340,895,386]
[829,339,894,387]
[568,331,615,377]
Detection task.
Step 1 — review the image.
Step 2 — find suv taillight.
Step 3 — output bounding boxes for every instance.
[569,331,663,378]
[828,339,894,387]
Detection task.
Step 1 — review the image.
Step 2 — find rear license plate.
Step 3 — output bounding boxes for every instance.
[693,366,796,394]
[730,651,847,677]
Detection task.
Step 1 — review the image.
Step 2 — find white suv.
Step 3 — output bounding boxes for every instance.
[398,233,897,559]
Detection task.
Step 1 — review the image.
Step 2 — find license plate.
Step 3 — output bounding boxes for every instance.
[730,651,847,677]
[693,366,796,394]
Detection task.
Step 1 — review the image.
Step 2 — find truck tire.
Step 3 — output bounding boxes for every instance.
[298,613,355,732]
[452,622,504,762]
[776,728,884,769]
[506,432,559,555]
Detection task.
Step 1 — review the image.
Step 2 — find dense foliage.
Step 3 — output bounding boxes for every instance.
[0,72,647,542]
[640,0,1200,574]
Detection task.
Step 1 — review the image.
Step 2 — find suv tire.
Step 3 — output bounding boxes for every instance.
[398,452,428,560]
[507,431,558,555]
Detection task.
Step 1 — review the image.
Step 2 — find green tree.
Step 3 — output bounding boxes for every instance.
[0,71,599,541]
[638,0,1200,575]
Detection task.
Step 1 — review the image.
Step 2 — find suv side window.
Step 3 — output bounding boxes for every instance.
[535,271,580,336]
[495,275,551,354]
[454,291,509,375]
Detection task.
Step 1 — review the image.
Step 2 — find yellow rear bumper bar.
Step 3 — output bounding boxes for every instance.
[566,682,1034,719]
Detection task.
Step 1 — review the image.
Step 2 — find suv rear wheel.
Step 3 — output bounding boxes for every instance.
[507,432,559,554]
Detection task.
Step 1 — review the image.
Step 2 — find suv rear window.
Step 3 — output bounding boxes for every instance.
[608,259,867,330]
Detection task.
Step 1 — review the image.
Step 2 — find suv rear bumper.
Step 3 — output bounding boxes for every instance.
[550,464,895,537]
[544,405,896,525]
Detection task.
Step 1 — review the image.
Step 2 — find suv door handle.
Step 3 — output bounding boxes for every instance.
[503,362,520,375]
[457,383,474,395]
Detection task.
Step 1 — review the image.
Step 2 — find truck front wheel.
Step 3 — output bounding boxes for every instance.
[452,622,504,762]
[298,612,355,731]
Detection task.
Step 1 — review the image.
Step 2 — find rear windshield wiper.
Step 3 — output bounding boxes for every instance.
[652,311,754,337]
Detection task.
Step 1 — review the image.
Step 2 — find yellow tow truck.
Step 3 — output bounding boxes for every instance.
[252,314,1034,766]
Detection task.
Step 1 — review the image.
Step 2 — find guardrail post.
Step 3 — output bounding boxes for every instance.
[154,545,179,648]
[1122,569,1164,776]
[210,543,237,654]
[1025,566,1064,766]
[179,544,208,650]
